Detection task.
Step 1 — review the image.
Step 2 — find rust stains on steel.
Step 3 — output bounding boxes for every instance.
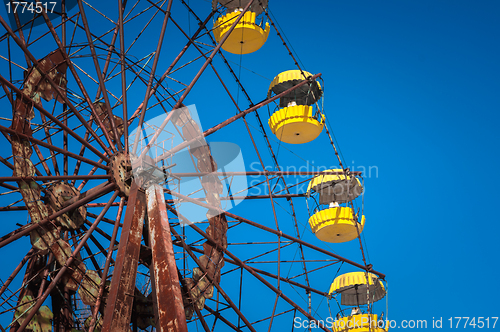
[9,49,69,254]
[0,183,115,249]
[0,175,111,182]
[166,189,386,279]
[178,241,329,297]
[4,49,118,332]
[14,192,119,332]
[169,106,227,320]
[102,182,146,332]
[136,0,255,161]
[169,170,363,177]
[168,225,257,332]
[151,73,322,165]
[45,183,87,230]
[21,49,68,104]
[0,194,305,211]
[93,101,125,144]
[146,184,188,332]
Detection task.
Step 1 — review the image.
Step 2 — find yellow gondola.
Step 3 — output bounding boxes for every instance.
[267,70,324,144]
[333,313,387,332]
[329,272,388,332]
[212,0,270,54]
[268,104,324,144]
[330,272,386,305]
[268,70,322,107]
[307,169,363,204]
[308,207,365,243]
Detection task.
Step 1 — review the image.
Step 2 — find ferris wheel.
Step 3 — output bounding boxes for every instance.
[0,1,387,331]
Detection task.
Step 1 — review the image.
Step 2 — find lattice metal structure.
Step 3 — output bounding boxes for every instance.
[0,1,386,331]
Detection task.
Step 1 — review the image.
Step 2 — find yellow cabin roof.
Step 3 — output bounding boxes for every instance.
[329,272,386,306]
[267,70,322,106]
[307,169,363,204]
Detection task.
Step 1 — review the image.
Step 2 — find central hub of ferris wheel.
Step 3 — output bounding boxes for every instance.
[107,151,174,197]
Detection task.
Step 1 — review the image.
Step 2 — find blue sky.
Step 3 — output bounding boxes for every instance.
[301,0,500,328]
[0,0,499,330]
[207,0,500,327]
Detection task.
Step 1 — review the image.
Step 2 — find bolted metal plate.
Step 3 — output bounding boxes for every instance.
[78,270,103,306]
[45,183,87,230]
[107,152,133,197]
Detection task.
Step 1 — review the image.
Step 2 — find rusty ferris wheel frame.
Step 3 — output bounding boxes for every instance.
[0,0,385,331]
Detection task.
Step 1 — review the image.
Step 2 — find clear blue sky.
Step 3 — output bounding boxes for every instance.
[202,0,500,327]
[0,0,499,330]
[283,0,500,329]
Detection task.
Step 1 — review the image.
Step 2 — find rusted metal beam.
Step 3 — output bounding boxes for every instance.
[89,197,125,332]
[0,124,108,170]
[190,292,211,332]
[204,306,242,332]
[62,182,112,208]
[173,240,328,297]
[76,0,123,152]
[0,175,110,182]
[224,211,384,279]
[0,249,34,298]
[152,73,322,164]
[128,11,215,123]
[77,158,104,192]
[94,193,304,205]
[0,193,305,212]
[146,184,188,332]
[38,112,61,177]
[0,63,111,161]
[102,182,146,332]
[168,226,257,332]
[168,170,362,177]
[0,183,18,191]
[172,211,331,332]
[0,182,116,248]
[250,308,296,326]
[15,191,119,332]
[166,189,386,279]
[138,0,256,161]
[132,0,174,155]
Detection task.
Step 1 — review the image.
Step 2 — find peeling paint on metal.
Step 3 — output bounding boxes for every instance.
[172,107,228,318]
[101,183,146,332]
[146,184,188,332]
